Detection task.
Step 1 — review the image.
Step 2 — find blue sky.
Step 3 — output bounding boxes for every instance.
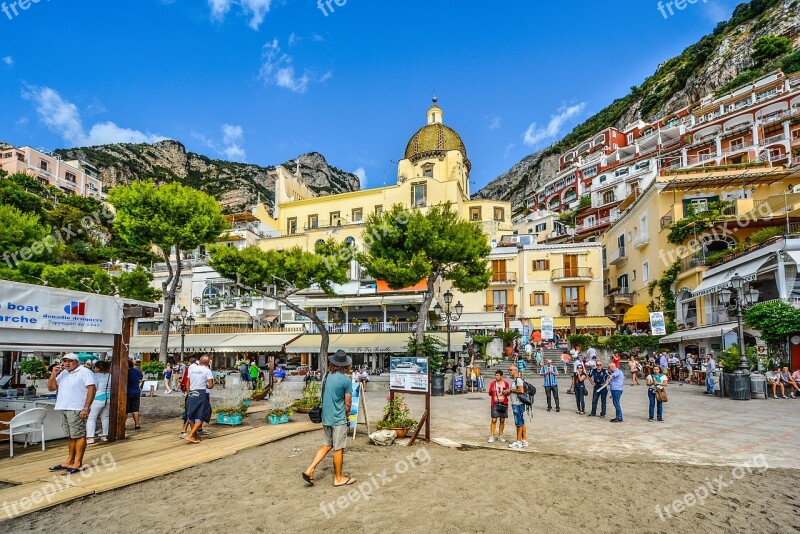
[0,0,743,191]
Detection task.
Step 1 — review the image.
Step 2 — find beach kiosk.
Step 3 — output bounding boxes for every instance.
[0,280,157,444]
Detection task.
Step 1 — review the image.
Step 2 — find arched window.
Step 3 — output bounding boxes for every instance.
[344,236,356,248]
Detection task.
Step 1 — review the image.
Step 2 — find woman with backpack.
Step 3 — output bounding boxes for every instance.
[573,363,587,415]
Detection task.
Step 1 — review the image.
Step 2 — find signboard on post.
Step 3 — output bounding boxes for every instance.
[541,317,554,341]
[649,312,666,336]
[389,357,429,392]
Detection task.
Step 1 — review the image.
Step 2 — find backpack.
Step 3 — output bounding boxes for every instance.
[517,377,536,406]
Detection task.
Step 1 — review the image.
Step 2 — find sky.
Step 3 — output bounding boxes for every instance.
[0,0,744,191]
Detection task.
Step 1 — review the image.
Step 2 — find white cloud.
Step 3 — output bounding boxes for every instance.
[354,167,367,188]
[2,56,13,67]
[193,124,246,161]
[504,143,516,159]
[523,103,586,147]
[208,0,272,30]
[288,32,297,47]
[487,114,502,131]
[22,86,165,146]
[259,39,326,94]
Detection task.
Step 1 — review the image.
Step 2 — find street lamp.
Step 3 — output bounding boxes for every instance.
[718,274,760,400]
[172,306,196,363]
[434,289,464,395]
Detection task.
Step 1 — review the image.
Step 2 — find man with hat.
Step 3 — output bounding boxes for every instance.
[47,352,97,474]
[303,349,355,487]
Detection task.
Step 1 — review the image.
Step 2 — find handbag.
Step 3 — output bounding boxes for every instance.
[309,374,326,424]
[493,402,508,418]
[655,387,668,403]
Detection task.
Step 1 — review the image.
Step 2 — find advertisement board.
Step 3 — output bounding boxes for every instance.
[389,356,429,393]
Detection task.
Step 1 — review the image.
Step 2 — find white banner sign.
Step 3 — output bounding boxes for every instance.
[650,312,666,336]
[541,317,554,341]
[0,281,123,334]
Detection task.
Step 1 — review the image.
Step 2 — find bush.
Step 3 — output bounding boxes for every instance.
[716,69,762,96]
[141,360,165,378]
[752,35,792,64]
[782,49,800,73]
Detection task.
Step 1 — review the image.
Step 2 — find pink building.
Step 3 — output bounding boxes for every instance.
[0,145,104,199]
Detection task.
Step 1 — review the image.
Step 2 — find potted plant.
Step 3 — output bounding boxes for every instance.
[251,385,272,401]
[495,329,521,358]
[291,381,321,414]
[20,358,48,395]
[213,385,250,425]
[389,315,400,326]
[368,317,379,329]
[223,297,236,308]
[239,294,252,307]
[207,298,220,309]
[375,395,418,438]
[141,360,166,380]
[266,384,294,424]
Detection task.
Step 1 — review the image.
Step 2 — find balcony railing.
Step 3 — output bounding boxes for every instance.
[309,321,418,334]
[490,272,517,284]
[633,233,650,249]
[560,301,588,315]
[485,304,517,317]
[551,267,593,281]
[679,255,707,272]
[579,216,611,232]
[609,247,627,265]
[763,134,786,145]
[660,213,673,229]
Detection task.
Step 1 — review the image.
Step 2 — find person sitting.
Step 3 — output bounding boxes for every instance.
[274,366,287,384]
[780,367,799,398]
[766,368,787,399]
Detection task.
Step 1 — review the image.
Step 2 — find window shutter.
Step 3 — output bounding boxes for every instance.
[530,293,536,306]
[578,286,586,302]
[543,293,550,306]
[545,259,550,270]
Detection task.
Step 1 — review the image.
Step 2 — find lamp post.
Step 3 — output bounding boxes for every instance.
[718,274,760,400]
[434,289,464,395]
[171,306,196,364]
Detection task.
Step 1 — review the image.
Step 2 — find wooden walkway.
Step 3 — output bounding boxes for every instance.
[0,417,320,521]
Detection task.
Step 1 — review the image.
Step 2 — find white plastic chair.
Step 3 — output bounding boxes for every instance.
[0,407,47,458]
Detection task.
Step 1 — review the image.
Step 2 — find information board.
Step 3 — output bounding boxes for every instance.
[389,357,429,392]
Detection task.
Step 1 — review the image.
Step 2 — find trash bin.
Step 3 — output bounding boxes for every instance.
[750,373,767,399]
[729,371,751,400]
[431,373,445,396]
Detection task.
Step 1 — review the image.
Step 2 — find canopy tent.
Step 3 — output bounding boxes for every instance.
[692,255,773,297]
[623,304,650,324]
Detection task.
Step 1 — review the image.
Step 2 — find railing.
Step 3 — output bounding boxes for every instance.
[137,326,304,335]
[579,216,611,232]
[760,110,790,125]
[609,247,627,264]
[763,134,786,145]
[633,233,650,248]
[679,255,706,272]
[551,267,593,281]
[308,321,418,334]
[485,304,517,317]
[660,213,674,229]
[490,272,517,284]
[560,301,588,315]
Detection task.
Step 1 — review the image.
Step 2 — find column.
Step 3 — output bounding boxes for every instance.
[752,122,760,147]
[715,137,723,160]
[776,251,788,300]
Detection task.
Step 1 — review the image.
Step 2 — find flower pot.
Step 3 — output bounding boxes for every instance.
[216,413,243,426]
[281,413,290,423]
[294,407,312,414]
[242,399,251,408]
[269,414,290,425]
[388,428,408,439]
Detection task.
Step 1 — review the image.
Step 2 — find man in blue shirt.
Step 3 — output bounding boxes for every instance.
[608,363,625,423]
[304,350,354,487]
[539,359,560,412]
[588,361,610,417]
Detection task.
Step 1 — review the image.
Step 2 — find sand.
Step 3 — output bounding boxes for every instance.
[5,427,798,534]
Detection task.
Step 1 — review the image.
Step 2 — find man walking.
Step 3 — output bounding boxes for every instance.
[588,360,609,417]
[185,355,214,444]
[239,360,250,389]
[48,353,96,474]
[704,353,717,395]
[608,362,624,423]
[507,366,528,449]
[539,358,560,412]
[304,350,355,487]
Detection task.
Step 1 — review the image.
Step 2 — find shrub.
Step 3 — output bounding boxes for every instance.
[782,49,800,73]
[752,35,792,64]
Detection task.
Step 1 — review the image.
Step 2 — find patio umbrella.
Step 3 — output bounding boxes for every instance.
[623,304,650,324]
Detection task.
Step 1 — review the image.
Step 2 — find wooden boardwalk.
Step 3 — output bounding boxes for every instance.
[0,417,319,521]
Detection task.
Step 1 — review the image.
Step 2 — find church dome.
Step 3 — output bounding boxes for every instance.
[404,101,470,170]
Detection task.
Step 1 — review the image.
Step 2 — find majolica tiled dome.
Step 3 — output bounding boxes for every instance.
[404,103,471,170]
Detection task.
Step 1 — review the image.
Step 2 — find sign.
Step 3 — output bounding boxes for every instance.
[348,381,361,429]
[541,317,554,341]
[650,312,666,336]
[0,281,122,334]
[454,374,464,392]
[389,356,429,392]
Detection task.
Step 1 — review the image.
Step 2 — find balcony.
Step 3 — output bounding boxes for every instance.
[309,321,419,334]
[763,133,787,145]
[633,233,650,249]
[560,301,588,316]
[579,216,611,233]
[660,213,674,229]
[551,267,594,282]
[609,247,627,266]
[679,255,706,273]
[485,304,517,317]
[490,272,517,285]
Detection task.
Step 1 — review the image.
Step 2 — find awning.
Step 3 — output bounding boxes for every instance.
[129,334,235,354]
[437,312,505,329]
[529,317,616,329]
[659,322,737,343]
[623,304,650,324]
[0,330,117,352]
[285,332,467,354]
[215,332,302,353]
[692,256,771,296]
[303,295,425,308]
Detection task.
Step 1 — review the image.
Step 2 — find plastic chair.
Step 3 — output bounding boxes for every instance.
[0,407,47,458]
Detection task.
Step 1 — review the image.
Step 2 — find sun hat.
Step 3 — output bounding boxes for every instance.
[328,349,352,367]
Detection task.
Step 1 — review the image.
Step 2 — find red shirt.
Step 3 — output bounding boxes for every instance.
[612,355,621,368]
[489,380,510,406]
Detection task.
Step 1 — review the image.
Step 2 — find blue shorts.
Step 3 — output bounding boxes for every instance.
[511,404,525,427]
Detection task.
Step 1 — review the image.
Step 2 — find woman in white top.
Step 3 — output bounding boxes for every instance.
[87,360,112,444]
[646,365,668,422]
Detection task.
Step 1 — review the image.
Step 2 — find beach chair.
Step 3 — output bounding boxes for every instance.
[0,407,47,458]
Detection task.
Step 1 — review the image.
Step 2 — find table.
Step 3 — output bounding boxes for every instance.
[693,370,707,386]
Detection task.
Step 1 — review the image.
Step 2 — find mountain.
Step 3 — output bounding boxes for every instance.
[474,0,800,210]
[54,141,361,213]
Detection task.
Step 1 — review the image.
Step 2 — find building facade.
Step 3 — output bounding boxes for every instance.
[0,145,104,199]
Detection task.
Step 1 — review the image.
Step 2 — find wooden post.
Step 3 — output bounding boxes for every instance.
[108,316,133,442]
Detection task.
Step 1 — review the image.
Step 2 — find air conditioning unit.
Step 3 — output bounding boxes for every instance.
[280,310,296,323]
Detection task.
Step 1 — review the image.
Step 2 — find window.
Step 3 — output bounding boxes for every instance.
[635,160,650,171]
[602,191,615,205]
[422,163,434,178]
[65,172,76,183]
[469,207,482,221]
[617,274,629,292]
[351,208,363,223]
[40,160,48,171]
[615,167,629,177]
[584,215,596,228]
[493,207,505,222]
[330,211,341,226]
[563,286,582,302]
[492,290,508,308]
[563,254,579,277]
[532,259,550,271]
[1,152,11,159]
[530,292,549,306]
[583,166,597,178]
[643,261,649,282]
[632,270,637,281]
[535,223,547,232]
[308,214,318,230]
[412,183,427,207]
[627,133,634,144]
[375,205,383,216]
[287,217,297,235]
[599,175,607,184]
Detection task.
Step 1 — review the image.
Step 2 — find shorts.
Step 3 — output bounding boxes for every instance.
[126,394,141,414]
[60,410,86,439]
[511,404,525,427]
[323,424,349,451]
[491,403,508,419]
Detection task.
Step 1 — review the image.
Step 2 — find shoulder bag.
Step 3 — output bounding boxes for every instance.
[309,374,326,424]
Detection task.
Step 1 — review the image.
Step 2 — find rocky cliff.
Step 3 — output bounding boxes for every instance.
[55,141,361,213]
[474,0,800,210]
